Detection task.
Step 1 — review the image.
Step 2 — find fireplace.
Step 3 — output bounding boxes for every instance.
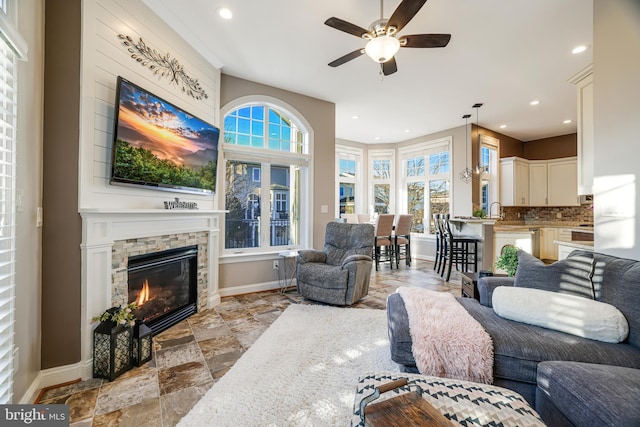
[127,245,198,335]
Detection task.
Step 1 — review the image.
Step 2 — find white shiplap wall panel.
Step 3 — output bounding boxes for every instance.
[79,0,221,210]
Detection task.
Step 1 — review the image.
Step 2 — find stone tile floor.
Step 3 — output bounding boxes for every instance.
[37,259,463,426]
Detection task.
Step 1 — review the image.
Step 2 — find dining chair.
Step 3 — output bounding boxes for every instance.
[357,214,372,224]
[373,214,395,271]
[394,214,413,268]
[341,213,359,224]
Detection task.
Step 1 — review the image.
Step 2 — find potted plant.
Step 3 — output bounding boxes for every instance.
[495,245,519,277]
[472,209,486,218]
[92,303,138,380]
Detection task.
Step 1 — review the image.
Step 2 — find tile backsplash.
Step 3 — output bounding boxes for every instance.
[503,204,593,224]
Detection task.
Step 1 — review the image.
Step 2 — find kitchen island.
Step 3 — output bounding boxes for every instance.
[449,217,497,270]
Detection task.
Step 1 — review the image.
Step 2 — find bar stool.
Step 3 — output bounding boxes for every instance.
[373,214,395,271]
[432,213,443,272]
[440,214,479,282]
[394,214,413,268]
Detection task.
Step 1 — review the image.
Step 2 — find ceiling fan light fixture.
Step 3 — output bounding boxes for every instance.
[365,35,400,63]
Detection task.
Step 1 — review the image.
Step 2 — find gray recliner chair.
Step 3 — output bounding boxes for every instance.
[296,222,375,306]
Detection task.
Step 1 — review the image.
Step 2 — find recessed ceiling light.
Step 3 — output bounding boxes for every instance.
[374,136,380,140]
[530,100,540,106]
[351,115,359,120]
[218,7,233,19]
[563,119,572,124]
[404,129,410,133]
[499,124,507,129]
[572,45,587,54]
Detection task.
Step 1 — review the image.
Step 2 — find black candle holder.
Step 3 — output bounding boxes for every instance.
[133,321,153,366]
[92,321,133,381]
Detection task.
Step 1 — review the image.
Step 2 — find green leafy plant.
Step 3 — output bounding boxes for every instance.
[495,245,519,277]
[92,303,138,327]
[472,209,486,218]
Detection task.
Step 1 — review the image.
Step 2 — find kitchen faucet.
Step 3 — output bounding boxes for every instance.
[490,202,504,219]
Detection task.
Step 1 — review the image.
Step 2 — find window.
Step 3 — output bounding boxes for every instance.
[335,146,363,217]
[478,135,499,215]
[223,103,310,253]
[0,1,23,403]
[339,159,356,214]
[400,139,451,235]
[369,150,394,215]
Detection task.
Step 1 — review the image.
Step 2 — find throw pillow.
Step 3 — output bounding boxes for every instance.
[492,286,629,343]
[514,250,595,299]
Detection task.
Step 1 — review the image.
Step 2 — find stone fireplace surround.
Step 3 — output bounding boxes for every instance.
[79,209,224,380]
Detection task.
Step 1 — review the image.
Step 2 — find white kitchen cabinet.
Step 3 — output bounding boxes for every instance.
[529,162,548,206]
[528,158,578,206]
[557,228,572,242]
[547,159,579,206]
[540,227,558,260]
[557,243,574,261]
[500,157,529,206]
[568,64,594,195]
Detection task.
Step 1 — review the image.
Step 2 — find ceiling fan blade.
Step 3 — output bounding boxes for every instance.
[400,34,451,48]
[324,17,369,38]
[328,49,365,67]
[385,0,428,34]
[381,57,398,76]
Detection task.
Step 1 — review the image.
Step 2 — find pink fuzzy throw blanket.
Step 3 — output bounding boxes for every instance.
[397,287,494,384]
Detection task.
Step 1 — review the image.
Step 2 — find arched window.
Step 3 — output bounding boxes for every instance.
[221,100,311,253]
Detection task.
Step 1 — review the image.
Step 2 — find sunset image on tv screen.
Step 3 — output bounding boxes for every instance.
[112,78,219,193]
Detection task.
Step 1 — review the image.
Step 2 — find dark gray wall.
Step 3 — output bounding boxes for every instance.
[42,0,82,368]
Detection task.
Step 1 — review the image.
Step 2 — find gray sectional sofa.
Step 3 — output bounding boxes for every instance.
[387,249,640,426]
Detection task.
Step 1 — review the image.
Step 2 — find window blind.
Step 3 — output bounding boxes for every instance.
[0,35,16,404]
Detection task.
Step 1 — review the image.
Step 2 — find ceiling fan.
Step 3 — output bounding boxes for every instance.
[325,0,451,76]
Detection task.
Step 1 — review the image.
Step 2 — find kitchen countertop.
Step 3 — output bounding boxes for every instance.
[450,217,498,224]
[495,221,593,232]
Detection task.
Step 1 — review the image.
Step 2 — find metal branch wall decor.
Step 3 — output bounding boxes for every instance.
[118,34,209,101]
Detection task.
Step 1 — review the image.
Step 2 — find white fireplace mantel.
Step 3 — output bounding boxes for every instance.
[79,209,225,379]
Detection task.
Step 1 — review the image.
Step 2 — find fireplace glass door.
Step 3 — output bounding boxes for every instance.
[127,245,198,334]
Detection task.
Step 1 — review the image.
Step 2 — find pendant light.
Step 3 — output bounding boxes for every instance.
[473,103,486,176]
[459,114,473,183]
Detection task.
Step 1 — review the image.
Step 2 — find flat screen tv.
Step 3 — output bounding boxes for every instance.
[111,77,219,195]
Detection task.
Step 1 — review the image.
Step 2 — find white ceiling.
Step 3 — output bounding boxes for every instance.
[147,0,593,144]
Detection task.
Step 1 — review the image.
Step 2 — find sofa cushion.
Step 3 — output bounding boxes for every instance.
[587,250,640,348]
[458,298,640,385]
[536,361,640,427]
[514,250,595,299]
[492,287,629,343]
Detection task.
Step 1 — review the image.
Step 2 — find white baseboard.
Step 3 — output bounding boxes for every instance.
[19,360,92,404]
[218,280,292,297]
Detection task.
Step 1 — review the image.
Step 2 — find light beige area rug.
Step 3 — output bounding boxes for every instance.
[178,304,397,426]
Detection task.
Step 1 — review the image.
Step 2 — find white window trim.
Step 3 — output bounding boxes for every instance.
[335,144,364,218]
[220,96,314,257]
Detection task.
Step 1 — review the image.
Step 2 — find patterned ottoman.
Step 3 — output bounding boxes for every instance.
[352,372,545,426]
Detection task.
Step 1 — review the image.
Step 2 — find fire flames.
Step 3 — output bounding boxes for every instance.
[136,279,151,306]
